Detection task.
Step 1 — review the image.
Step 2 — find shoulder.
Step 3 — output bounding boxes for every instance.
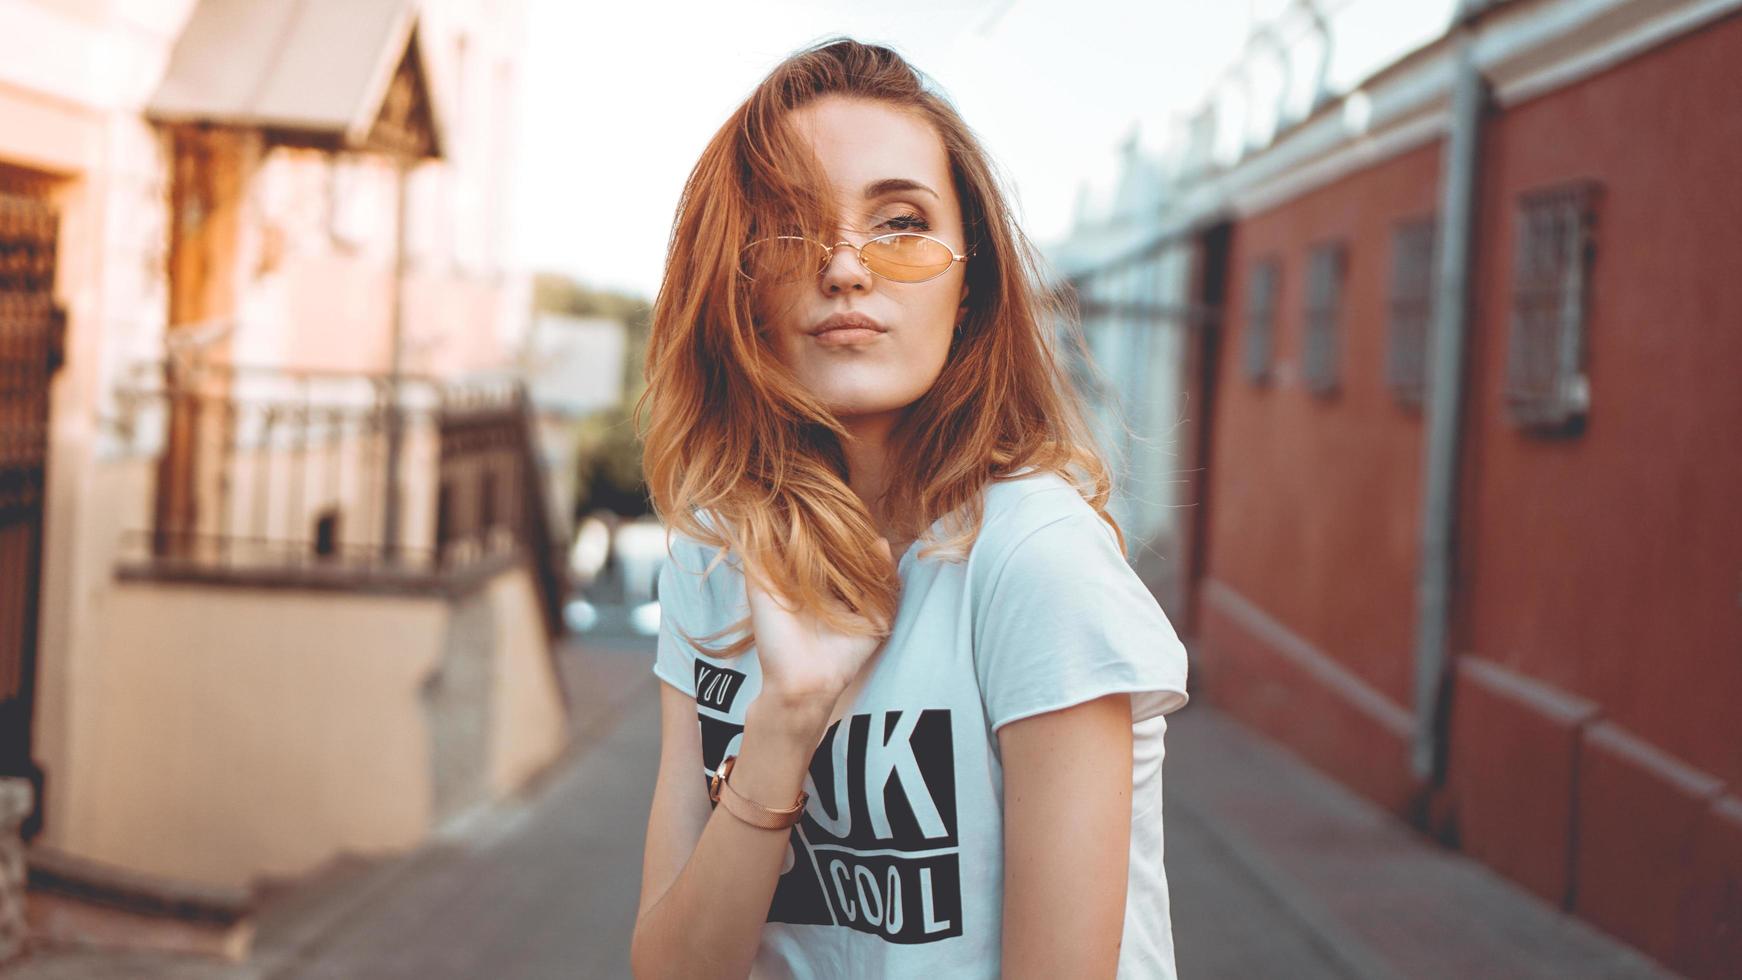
[965,472,1190,725]
[658,513,742,612]
[980,469,1106,527]
[664,509,732,564]
[969,469,1119,590]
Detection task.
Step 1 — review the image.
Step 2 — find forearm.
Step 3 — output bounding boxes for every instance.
[631,702,828,979]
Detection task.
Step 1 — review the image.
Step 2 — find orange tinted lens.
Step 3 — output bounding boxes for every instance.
[741,237,824,283]
[861,235,954,282]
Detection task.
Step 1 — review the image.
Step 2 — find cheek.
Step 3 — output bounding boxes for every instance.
[924,280,965,343]
[752,286,805,344]
[904,291,962,377]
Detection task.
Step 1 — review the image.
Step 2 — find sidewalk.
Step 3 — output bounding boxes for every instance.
[1164,703,1677,979]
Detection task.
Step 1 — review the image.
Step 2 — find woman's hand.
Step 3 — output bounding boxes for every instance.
[632,538,899,980]
[743,537,897,719]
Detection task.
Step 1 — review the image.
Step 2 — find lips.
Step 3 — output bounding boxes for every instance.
[808,312,888,337]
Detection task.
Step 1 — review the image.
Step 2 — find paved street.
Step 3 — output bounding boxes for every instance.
[4,623,1679,979]
[248,638,660,979]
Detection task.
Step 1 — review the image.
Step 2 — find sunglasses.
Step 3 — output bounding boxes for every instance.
[738,233,971,285]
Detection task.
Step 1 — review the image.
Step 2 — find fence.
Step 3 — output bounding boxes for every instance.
[110,360,565,628]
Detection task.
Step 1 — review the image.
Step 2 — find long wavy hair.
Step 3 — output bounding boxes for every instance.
[637,36,1118,657]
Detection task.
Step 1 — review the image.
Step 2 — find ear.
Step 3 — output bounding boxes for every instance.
[956,280,971,324]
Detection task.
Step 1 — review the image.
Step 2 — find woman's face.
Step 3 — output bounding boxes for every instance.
[755,96,969,422]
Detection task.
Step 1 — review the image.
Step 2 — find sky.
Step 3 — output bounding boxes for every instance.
[506,0,1257,300]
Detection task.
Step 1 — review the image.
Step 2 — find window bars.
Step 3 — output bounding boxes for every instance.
[1505,181,1599,433]
[1303,241,1347,396]
[1386,216,1438,409]
[1243,257,1281,384]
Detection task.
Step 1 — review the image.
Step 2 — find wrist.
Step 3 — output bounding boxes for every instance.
[727,713,822,815]
[711,754,809,829]
[746,690,835,745]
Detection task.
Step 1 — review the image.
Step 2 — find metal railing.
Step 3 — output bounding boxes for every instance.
[111,361,566,627]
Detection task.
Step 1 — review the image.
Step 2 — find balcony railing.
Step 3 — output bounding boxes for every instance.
[110,360,566,630]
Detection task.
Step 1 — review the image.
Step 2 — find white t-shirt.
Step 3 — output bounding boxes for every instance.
[652,469,1191,979]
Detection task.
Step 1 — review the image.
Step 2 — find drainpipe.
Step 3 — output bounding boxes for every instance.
[382,156,411,561]
[1411,25,1488,783]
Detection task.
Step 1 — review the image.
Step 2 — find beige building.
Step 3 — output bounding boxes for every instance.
[0,0,568,961]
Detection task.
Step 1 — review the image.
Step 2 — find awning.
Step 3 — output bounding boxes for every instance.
[145,0,443,159]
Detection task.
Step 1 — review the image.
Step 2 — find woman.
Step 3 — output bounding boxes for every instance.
[631,37,1190,979]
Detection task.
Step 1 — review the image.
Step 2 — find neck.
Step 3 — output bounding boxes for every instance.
[840,410,902,538]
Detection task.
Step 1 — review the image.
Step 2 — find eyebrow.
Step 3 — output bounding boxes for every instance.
[863,178,940,202]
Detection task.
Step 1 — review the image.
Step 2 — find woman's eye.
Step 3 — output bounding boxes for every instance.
[879,211,930,231]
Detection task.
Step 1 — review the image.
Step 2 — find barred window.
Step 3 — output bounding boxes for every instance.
[1506,181,1598,433]
[1242,258,1280,384]
[1303,241,1347,396]
[1386,217,1438,409]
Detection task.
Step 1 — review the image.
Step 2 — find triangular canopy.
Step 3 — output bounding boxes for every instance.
[146,0,443,159]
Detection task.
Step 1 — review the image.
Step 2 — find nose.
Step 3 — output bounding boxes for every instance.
[818,239,873,295]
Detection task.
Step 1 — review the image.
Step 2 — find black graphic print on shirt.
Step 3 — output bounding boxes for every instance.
[693,661,964,945]
[694,660,747,714]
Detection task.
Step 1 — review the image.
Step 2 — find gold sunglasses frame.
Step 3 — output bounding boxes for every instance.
[738,232,972,285]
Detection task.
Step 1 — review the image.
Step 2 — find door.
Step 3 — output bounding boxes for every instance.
[0,185,63,837]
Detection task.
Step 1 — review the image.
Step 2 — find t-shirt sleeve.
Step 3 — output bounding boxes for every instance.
[653,534,702,698]
[972,509,1191,733]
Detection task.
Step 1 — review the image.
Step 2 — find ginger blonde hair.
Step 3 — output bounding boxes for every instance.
[637,37,1118,657]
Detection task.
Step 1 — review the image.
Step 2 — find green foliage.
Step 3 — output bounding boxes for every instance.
[533,273,654,518]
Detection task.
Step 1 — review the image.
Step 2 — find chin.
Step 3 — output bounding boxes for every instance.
[792,361,944,420]
[811,383,930,420]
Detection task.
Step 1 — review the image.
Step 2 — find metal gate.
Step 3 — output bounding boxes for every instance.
[0,187,63,825]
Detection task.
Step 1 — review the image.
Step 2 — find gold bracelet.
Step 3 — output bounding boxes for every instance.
[708,754,809,830]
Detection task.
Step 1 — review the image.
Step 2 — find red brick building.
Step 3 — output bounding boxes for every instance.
[1061,1,1742,974]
